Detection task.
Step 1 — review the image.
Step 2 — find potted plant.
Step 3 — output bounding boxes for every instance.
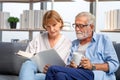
[8,16,19,29]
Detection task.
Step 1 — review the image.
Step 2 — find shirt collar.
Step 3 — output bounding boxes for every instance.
[92,32,97,42]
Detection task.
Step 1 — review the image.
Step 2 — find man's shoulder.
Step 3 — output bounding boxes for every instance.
[93,33,109,40]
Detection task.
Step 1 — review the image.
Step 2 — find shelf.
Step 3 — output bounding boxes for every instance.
[0,28,73,41]
[0,28,45,31]
[85,0,120,1]
[0,0,74,3]
[0,28,73,32]
[101,29,120,32]
[0,28,46,41]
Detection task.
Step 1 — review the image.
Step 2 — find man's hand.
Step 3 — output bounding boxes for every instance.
[43,64,51,74]
[80,57,92,70]
[69,60,78,68]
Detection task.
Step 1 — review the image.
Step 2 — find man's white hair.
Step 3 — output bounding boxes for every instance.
[75,12,95,25]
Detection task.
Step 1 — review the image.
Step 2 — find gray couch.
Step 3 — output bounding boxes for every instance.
[0,42,28,80]
[0,42,120,80]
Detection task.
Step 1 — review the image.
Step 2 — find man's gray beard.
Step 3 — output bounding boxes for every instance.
[76,33,88,40]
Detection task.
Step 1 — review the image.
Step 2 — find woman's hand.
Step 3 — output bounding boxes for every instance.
[43,64,51,74]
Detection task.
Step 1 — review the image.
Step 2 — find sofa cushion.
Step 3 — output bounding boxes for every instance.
[0,75,18,80]
[113,43,120,80]
[0,42,28,75]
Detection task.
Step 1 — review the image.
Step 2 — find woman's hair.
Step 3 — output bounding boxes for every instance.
[75,12,95,25]
[42,10,64,29]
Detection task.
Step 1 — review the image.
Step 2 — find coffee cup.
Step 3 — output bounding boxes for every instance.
[72,51,85,65]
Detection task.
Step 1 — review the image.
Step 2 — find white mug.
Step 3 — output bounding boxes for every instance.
[72,51,85,65]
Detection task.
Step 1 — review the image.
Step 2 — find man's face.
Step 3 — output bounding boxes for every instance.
[74,16,93,40]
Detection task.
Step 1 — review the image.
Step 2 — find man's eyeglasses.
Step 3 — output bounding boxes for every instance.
[72,23,90,29]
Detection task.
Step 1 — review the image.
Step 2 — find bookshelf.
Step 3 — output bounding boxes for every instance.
[101,29,120,33]
[84,0,120,33]
[0,28,45,41]
[0,0,73,41]
[85,0,120,2]
[0,0,73,2]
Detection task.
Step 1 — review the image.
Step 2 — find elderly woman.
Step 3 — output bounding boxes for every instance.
[19,10,72,80]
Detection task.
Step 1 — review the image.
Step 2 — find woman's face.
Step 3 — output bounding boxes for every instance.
[45,19,62,38]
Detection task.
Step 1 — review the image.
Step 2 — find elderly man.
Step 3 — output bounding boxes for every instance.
[45,12,119,80]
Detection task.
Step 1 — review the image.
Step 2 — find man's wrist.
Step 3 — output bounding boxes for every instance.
[91,64,96,70]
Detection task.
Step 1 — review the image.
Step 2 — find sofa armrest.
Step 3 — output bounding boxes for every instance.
[113,43,120,80]
[0,42,28,75]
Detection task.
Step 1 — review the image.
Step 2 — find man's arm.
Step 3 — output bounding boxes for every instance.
[80,58,109,72]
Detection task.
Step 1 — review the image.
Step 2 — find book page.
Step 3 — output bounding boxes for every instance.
[31,49,65,72]
[16,50,34,58]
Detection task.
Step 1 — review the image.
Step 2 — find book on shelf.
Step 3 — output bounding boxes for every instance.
[110,10,114,29]
[113,10,117,29]
[0,12,10,29]
[16,49,65,72]
[34,10,40,29]
[117,10,120,29]
[20,10,47,29]
[105,9,120,30]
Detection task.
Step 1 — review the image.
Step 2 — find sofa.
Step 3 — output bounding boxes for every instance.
[0,42,28,80]
[0,42,120,80]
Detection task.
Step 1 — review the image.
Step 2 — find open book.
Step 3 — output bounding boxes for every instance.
[16,49,65,72]
[16,50,34,58]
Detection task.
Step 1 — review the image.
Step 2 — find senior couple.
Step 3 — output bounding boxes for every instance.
[19,10,119,80]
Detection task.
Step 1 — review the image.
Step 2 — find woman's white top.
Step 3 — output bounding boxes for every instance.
[26,32,72,64]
